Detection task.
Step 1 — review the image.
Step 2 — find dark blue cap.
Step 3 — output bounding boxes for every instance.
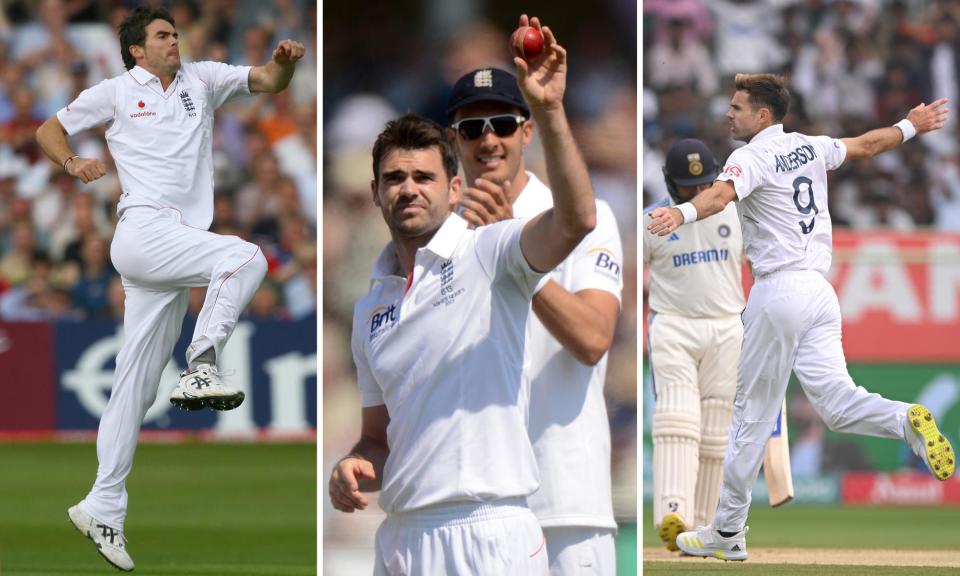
[664,138,719,186]
[446,68,530,121]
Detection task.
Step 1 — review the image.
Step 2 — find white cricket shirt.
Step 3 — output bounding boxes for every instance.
[351,213,545,514]
[514,173,622,530]
[643,196,745,317]
[57,62,252,230]
[717,124,846,277]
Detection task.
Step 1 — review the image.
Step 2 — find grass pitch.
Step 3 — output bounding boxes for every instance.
[642,503,960,574]
[0,442,316,575]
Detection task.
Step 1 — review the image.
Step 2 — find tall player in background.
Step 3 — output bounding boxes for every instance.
[447,66,622,574]
[643,139,743,552]
[35,6,304,571]
[648,73,956,561]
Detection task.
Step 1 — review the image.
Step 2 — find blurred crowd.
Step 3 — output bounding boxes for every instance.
[644,0,960,231]
[0,0,317,322]
[322,2,638,563]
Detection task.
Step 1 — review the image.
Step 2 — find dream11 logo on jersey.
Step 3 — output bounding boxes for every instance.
[588,247,621,281]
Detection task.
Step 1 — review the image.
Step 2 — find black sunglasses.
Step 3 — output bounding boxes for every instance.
[451,114,526,140]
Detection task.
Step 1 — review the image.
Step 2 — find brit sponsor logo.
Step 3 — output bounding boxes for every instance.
[723,164,742,178]
[588,248,621,280]
[368,303,399,340]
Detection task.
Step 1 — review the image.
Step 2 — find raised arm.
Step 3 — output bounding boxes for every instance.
[645,180,737,237]
[248,39,305,94]
[842,98,948,161]
[328,404,390,513]
[516,15,596,273]
[36,116,106,183]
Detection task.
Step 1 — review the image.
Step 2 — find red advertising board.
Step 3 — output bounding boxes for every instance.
[842,472,960,505]
[740,231,960,361]
[0,323,55,430]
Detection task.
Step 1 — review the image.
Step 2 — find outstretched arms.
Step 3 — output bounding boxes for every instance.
[842,98,949,161]
[248,39,306,94]
[515,14,596,273]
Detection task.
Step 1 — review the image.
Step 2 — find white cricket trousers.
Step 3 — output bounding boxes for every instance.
[374,498,548,575]
[80,206,267,529]
[542,526,616,576]
[713,270,909,532]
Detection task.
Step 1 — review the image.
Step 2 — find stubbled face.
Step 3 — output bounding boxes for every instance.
[726,90,765,141]
[451,102,532,186]
[134,19,181,76]
[372,147,461,239]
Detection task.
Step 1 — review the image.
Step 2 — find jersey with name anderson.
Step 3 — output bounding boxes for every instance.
[717,124,847,277]
[351,213,545,514]
[56,62,252,230]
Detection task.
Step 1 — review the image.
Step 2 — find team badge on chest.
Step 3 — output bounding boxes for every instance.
[179,90,197,117]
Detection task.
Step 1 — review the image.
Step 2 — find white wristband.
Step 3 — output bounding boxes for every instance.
[676,202,698,224]
[895,118,917,142]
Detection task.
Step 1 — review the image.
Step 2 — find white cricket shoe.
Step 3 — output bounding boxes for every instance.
[659,512,687,552]
[906,405,955,481]
[169,364,244,411]
[676,526,749,561]
[68,504,134,571]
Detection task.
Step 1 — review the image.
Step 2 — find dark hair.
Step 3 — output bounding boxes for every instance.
[371,113,459,182]
[734,73,791,122]
[118,6,175,70]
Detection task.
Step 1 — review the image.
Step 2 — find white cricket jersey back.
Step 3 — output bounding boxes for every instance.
[351,213,544,514]
[57,62,252,230]
[512,173,621,530]
[717,124,846,277]
[643,196,745,317]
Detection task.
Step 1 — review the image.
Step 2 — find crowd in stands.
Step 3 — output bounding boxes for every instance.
[644,0,960,231]
[0,0,317,322]
[321,2,638,563]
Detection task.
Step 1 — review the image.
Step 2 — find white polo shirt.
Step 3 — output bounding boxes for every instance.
[351,212,545,514]
[57,62,252,230]
[643,195,745,318]
[717,124,846,277]
[514,173,622,530]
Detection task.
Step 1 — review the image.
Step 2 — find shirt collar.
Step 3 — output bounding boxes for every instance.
[749,123,784,144]
[370,213,468,280]
[128,65,182,86]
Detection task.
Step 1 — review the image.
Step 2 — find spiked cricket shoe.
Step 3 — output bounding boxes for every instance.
[68,504,134,571]
[676,526,749,561]
[906,405,955,481]
[659,512,687,552]
[169,363,244,411]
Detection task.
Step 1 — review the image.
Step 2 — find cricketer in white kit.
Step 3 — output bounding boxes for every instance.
[643,138,744,552]
[35,6,304,571]
[648,73,956,561]
[328,15,600,575]
[445,65,623,576]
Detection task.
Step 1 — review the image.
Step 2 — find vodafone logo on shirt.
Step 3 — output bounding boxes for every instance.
[130,100,156,118]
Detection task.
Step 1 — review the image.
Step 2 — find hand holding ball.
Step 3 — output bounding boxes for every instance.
[511,26,544,60]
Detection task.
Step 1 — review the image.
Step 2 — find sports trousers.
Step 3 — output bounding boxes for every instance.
[713,270,909,532]
[648,313,741,529]
[374,498,548,575]
[543,526,615,576]
[81,206,266,529]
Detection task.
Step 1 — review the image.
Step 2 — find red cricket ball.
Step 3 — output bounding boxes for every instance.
[511,26,544,60]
